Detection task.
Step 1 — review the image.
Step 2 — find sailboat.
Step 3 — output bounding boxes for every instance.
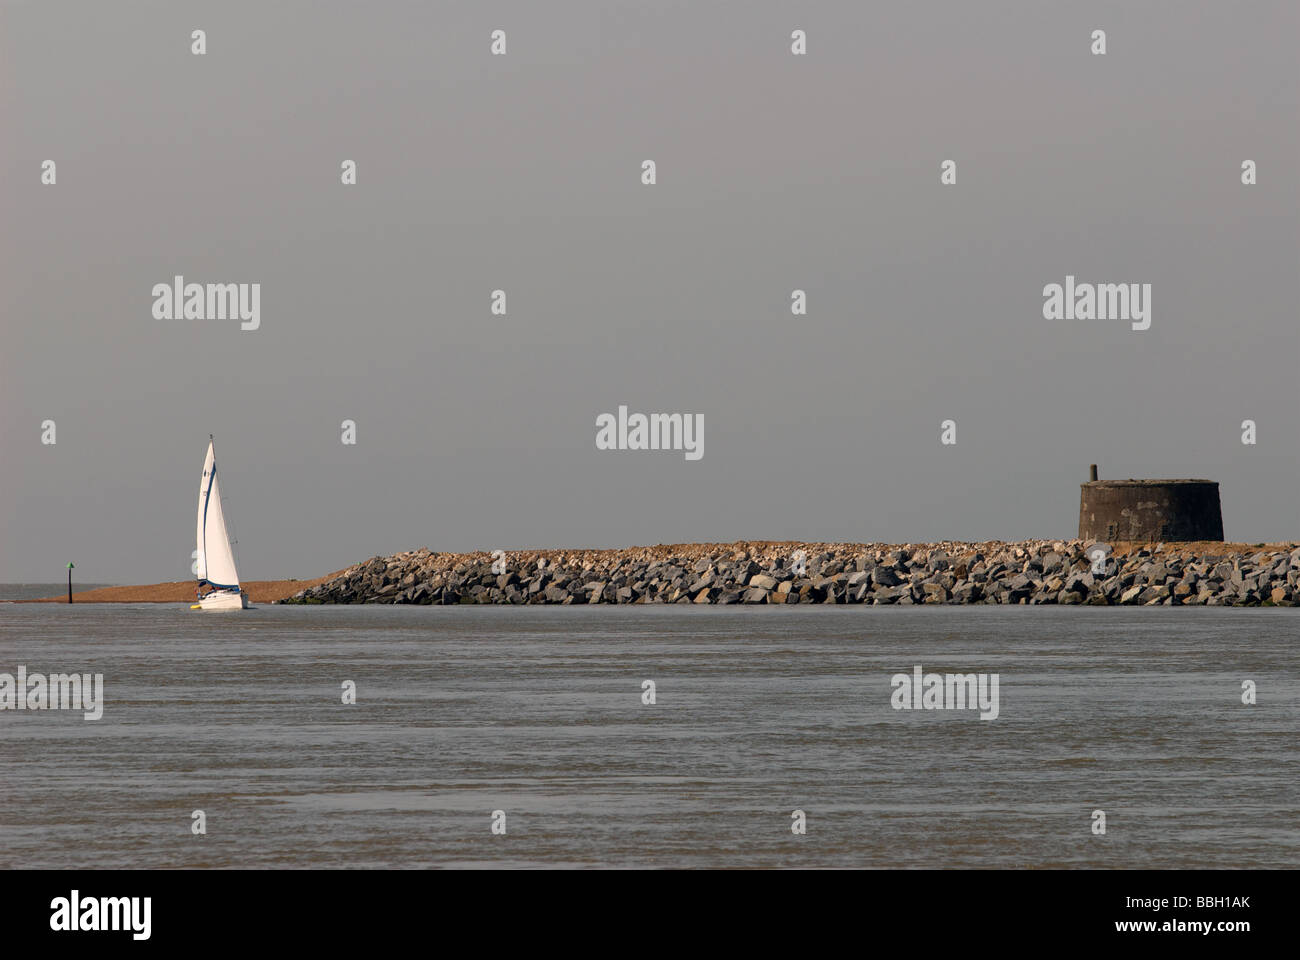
[193,436,251,610]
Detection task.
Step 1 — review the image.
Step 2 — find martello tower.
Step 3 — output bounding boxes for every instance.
[1078,465,1224,542]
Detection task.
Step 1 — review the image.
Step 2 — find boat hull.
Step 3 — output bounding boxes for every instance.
[197,590,251,610]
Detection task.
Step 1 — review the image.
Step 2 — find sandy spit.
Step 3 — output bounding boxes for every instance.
[26,571,349,604]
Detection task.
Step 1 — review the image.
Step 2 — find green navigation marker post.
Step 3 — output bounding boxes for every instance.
[67,562,74,603]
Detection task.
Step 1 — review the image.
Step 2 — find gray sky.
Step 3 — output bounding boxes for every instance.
[2,0,1296,584]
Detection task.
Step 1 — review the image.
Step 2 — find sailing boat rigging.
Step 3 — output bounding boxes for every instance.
[194,435,251,610]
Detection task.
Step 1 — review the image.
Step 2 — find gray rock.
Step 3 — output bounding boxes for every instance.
[872,567,902,587]
[688,573,714,591]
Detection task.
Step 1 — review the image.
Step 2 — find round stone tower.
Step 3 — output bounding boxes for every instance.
[1078,467,1223,542]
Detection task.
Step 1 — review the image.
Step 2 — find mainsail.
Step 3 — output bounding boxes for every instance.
[196,439,241,590]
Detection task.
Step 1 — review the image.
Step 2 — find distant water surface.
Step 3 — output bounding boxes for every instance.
[1,604,1295,868]
[1,584,115,601]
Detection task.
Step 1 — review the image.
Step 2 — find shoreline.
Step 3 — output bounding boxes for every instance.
[24,540,1300,606]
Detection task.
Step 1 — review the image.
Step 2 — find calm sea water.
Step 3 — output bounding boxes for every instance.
[1,601,1296,868]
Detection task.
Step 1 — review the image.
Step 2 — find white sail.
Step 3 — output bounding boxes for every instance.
[196,440,241,589]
